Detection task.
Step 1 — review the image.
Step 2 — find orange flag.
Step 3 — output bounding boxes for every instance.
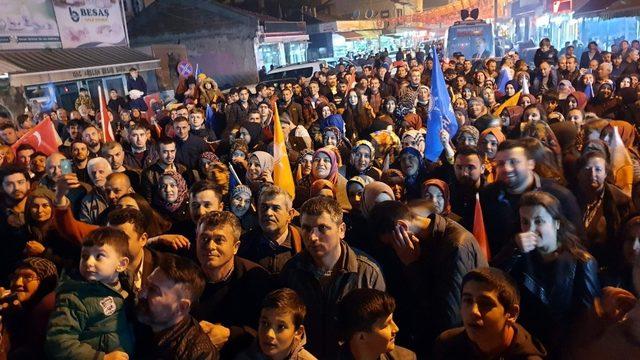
[473,193,491,261]
[98,85,115,142]
[272,103,296,199]
[493,90,521,117]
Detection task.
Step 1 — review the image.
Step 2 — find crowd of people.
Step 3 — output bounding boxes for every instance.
[1,37,640,360]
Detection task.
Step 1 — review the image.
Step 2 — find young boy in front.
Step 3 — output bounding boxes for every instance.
[45,227,135,360]
[336,288,417,360]
[433,267,547,359]
[236,288,316,360]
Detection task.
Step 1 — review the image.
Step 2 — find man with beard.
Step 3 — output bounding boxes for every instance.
[0,165,32,280]
[70,141,92,184]
[480,140,581,257]
[81,125,102,156]
[239,186,302,275]
[449,147,486,231]
[277,88,303,126]
[140,137,189,203]
[226,87,252,132]
[102,141,141,192]
[0,123,19,146]
[193,211,272,359]
[124,123,159,171]
[136,253,218,360]
[173,116,210,170]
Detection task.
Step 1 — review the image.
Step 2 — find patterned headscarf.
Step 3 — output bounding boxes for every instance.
[157,171,188,213]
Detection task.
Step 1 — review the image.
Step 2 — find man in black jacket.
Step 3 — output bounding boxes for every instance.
[480,140,582,257]
[280,196,386,359]
[172,116,210,170]
[140,137,190,203]
[369,201,487,357]
[240,185,302,275]
[277,88,303,125]
[193,211,272,359]
[124,123,159,171]
[136,253,218,360]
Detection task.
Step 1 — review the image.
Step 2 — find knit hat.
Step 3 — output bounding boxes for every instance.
[17,257,58,284]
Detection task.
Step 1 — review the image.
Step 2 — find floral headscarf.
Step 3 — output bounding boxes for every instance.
[157,171,188,213]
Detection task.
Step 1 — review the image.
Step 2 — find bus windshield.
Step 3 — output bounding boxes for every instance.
[446,23,494,59]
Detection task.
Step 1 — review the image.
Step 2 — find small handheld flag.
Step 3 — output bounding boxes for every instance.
[272,102,296,199]
[473,193,491,261]
[98,85,115,142]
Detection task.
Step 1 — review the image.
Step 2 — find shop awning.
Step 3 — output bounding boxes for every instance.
[336,30,381,41]
[355,30,382,39]
[0,46,160,87]
[337,31,364,41]
[573,0,618,18]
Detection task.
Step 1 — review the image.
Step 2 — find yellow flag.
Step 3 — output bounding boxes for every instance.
[272,103,296,199]
[493,90,522,117]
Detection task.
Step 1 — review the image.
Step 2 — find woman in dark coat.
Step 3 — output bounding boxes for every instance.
[494,191,601,356]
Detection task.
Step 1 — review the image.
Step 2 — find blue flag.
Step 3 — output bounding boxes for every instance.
[585,82,594,100]
[205,104,216,129]
[425,47,458,162]
[497,67,512,93]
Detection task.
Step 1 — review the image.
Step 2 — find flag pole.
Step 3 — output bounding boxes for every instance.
[228,163,242,186]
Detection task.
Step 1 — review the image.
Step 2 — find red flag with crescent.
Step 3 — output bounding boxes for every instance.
[11,117,62,156]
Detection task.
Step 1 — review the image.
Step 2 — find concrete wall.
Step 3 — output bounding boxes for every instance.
[182,32,259,90]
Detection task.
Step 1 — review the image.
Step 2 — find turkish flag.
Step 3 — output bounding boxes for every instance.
[11,118,62,156]
[98,85,115,142]
[473,193,491,261]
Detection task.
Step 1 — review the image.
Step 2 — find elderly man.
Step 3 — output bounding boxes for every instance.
[78,157,112,224]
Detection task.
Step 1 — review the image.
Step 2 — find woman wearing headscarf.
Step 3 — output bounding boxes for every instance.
[360,181,395,220]
[154,171,191,236]
[550,120,581,186]
[295,149,314,183]
[518,93,538,108]
[238,121,265,151]
[229,185,259,234]
[346,140,382,180]
[586,81,620,119]
[454,125,480,148]
[294,147,350,210]
[310,179,337,199]
[420,179,461,223]
[246,151,274,195]
[400,113,423,135]
[601,120,640,185]
[398,146,428,200]
[565,91,588,112]
[381,169,405,203]
[479,127,506,184]
[320,114,352,164]
[21,188,78,271]
[557,79,576,100]
[500,105,524,138]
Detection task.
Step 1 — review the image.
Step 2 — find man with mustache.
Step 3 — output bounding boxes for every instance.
[449,146,486,231]
[239,185,302,275]
[0,165,32,279]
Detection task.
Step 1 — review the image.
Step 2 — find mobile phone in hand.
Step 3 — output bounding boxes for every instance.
[60,159,73,175]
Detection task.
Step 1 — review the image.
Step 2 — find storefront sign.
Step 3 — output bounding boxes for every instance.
[0,0,61,50]
[10,60,159,87]
[52,0,127,48]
